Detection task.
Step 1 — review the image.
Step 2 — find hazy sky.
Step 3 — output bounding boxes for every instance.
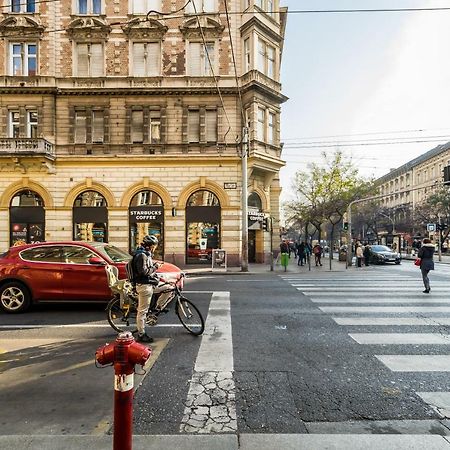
[279,0,450,199]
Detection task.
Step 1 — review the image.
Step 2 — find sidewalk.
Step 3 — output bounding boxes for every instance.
[2,432,449,450]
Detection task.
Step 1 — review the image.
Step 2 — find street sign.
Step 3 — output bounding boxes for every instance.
[427,223,436,232]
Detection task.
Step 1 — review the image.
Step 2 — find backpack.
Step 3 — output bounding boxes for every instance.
[126,257,136,284]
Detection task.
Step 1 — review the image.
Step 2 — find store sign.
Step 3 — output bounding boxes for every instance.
[248,210,264,230]
[224,182,237,189]
[129,206,164,223]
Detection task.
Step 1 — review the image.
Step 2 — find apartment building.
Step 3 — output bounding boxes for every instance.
[0,0,288,266]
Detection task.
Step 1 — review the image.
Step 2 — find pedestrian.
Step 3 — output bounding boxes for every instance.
[280,239,289,271]
[355,243,363,267]
[296,241,306,266]
[417,238,435,293]
[313,242,322,266]
[363,244,370,267]
[130,235,160,342]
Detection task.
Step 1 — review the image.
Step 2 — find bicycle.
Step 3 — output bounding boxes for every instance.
[105,267,205,336]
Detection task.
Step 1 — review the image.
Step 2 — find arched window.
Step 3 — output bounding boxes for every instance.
[10,190,45,246]
[73,190,108,242]
[129,190,164,259]
[186,190,221,264]
[248,192,262,209]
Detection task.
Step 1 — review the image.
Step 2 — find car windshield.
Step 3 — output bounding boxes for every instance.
[371,245,393,252]
[92,244,131,263]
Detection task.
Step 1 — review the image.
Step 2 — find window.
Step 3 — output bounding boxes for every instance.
[76,43,103,77]
[132,42,160,76]
[268,112,275,144]
[92,110,104,143]
[257,107,265,141]
[256,0,275,17]
[188,42,214,76]
[131,0,161,14]
[10,43,37,76]
[244,38,251,72]
[74,111,87,143]
[11,0,36,13]
[129,109,161,143]
[257,38,275,78]
[188,110,200,142]
[186,0,215,13]
[77,0,101,14]
[149,110,161,143]
[9,111,20,138]
[28,111,38,138]
[131,110,144,143]
[205,109,217,142]
[21,246,62,263]
[62,246,97,264]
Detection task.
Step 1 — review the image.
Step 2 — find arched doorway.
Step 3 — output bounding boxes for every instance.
[186,190,221,264]
[10,190,45,246]
[129,190,164,259]
[248,192,263,263]
[73,190,108,242]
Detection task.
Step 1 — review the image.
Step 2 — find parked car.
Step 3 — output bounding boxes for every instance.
[367,245,401,265]
[0,241,183,313]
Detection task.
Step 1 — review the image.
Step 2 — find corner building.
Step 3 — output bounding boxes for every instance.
[0,0,287,266]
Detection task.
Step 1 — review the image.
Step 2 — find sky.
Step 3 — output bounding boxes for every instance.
[279,0,450,200]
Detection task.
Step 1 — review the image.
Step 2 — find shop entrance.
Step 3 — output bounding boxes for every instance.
[73,191,108,242]
[10,190,45,246]
[248,230,256,263]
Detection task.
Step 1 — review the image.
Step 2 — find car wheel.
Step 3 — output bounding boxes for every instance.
[0,282,31,313]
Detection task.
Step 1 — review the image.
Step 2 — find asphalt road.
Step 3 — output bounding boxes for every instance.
[2,263,450,438]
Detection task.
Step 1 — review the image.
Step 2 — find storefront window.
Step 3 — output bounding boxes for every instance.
[10,190,45,246]
[73,190,108,242]
[129,190,164,259]
[186,190,221,264]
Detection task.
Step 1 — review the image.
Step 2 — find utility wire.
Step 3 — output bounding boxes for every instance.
[281,138,450,149]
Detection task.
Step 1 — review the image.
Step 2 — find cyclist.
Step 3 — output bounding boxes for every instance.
[132,235,160,343]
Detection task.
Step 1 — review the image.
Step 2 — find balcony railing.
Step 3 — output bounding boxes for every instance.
[0,138,55,156]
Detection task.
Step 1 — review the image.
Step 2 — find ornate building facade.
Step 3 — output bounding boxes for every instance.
[0,0,287,266]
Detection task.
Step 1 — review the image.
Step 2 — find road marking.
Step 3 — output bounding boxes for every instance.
[319,306,450,313]
[332,317,450,326]
[309,298,450,304]
[349,333,450,345]
[376,355,450,372]
[417,392,450,418]
[180,291,237,433]
[0,324,185,329]
[300,287,450,291]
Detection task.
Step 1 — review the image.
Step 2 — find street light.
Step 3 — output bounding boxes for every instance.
[378,211,395,235]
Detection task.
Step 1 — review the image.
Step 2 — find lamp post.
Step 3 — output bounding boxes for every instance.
[241,127,249,272]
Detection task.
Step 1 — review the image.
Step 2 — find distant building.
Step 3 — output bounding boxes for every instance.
[0,0,288,265]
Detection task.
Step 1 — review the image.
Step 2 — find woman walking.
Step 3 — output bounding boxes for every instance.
[417,238,435,293]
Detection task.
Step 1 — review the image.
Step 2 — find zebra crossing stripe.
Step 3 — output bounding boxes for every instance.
[416,392,450,418]
[332,317,450,326]
[300,287,449,291]
[309,298,450,304]
[319,306,450,313]
[376,355,450,372]
[349,333,450,345]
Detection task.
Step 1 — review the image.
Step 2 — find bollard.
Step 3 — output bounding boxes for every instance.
[96,332,151,450]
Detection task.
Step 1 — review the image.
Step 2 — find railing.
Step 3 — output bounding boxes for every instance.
[0,138,55,156]
[240,70,282,93]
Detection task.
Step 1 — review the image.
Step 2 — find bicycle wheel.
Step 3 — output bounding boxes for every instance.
[176,297,204,336]
[106,296,137,333]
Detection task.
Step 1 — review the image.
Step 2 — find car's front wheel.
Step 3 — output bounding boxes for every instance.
[0,282,31,313]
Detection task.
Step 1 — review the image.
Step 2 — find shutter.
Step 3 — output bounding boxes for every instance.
[90,44,103,77]
[205,109,217,143]
[182,106,188,143]
[133,0,146,14]
[132,43,145,76]
[204,43,214,76]
[74,110,87,143]
[86,107,92,143]
[131,110,144,143]
[257,39,265,73]
[188,110,200,142]
[159,106,166,144]
[143,107,149,143]
[199,107,206,143]
[217,106,223,143]
[103,108,110,143]
[92,110,104,143]
[146,43,160,76]
[69,107,75,142]
[125,108,131,143]
[77,44,89,76]
[189,43,201,76]
[149,109,160,143]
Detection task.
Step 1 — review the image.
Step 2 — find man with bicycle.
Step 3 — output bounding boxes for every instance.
[132,235,160,343]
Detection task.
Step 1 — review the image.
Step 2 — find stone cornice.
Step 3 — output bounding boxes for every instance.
[66,16,111,41]
[121,17,167,40]
[0,14,44,38]
[240,16,282,44]
[179,15,224,39]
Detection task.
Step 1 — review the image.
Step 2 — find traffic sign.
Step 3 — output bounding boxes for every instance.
[427,223,436,232]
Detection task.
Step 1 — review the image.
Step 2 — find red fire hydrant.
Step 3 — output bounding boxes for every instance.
[96,331,152,450]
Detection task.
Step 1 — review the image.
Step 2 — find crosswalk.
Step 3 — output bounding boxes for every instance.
[280,270,450,419]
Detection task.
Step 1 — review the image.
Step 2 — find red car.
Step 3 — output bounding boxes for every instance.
[0,241,183,313]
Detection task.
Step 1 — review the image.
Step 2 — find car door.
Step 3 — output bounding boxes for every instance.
[18,246,64,300]
[61,245,110,300]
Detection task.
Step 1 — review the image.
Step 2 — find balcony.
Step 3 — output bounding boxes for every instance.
[0,138,55,158]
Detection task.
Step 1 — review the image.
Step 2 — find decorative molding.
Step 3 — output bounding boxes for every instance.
[179,16,224,39]
[66,16,111,41]
[121,17,167,40]
[0,178,54,208]
[0,15,44,37]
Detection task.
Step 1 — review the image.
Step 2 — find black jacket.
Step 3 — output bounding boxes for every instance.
[418,243,435,271]
[132,247,159,285]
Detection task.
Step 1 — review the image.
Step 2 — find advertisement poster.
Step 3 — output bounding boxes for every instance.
[11,223,27,246]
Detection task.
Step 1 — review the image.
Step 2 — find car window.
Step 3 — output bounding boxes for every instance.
[62,246,98,264]
[21,246,62,263]
[92,244,131,263]
[372,245,391,252]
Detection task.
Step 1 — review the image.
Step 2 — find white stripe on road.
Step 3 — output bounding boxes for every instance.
[0,324,184,329]
[303,292,446,297]
[349,333,450,345]
[299,287,449,291]
[332,317,450,326]
[417,392,450,418]
[309,298,450,304]
[320,306,450,313]
[376,355,450,372]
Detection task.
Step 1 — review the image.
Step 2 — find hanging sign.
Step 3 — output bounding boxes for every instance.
[129,206,164,223]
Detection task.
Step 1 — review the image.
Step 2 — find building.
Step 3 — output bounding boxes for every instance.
[0,0,288,266]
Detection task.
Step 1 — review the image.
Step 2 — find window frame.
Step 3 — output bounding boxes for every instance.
[27,110,38,138]
[130,0,161,15]
[9,42,37,76]
[9,110,20,138]
[186,0,216,14]
[11,0,36,13]
[131,41,161,77]
[188,41,215,76]
[76,0,102,15]
[75,42,104,77]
